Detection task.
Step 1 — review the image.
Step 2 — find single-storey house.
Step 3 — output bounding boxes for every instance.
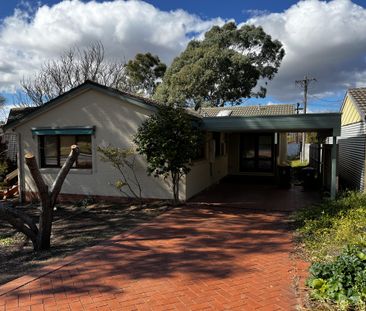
[338,87,366,190]
[3,81,341,202]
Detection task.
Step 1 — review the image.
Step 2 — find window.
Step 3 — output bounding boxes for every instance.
[240,133,274,172]
[40,135,92,169]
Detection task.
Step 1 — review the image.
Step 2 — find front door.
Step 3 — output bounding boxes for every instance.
[239,133,275,173]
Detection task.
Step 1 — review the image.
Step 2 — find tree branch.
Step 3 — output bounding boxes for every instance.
[0,206,38,244]
[50,145,80,206]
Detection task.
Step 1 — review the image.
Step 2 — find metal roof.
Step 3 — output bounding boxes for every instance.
[202,113,341,136]
[199,104,295,117]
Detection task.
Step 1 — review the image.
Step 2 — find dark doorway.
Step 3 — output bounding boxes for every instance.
[239,133,275,173]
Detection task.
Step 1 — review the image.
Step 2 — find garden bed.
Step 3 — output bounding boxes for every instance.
[293,191,366,310]
[0,201,170,285]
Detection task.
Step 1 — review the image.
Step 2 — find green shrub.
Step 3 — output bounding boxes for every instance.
[308,243,366,310]
[293,191,366,261]
[0,161,8,176]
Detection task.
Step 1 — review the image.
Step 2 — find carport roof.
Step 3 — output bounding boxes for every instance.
[202,112,341,137]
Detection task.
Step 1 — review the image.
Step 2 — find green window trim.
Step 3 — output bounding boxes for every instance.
[32,127,95,136]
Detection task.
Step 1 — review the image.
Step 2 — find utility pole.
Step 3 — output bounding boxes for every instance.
[295,75,316,162]
[295,103,303,143]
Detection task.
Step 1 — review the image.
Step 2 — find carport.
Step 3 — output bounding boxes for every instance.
[201,113,341,199]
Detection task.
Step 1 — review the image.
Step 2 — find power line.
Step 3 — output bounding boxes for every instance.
[309,94,342,103]
[295,75,317,114]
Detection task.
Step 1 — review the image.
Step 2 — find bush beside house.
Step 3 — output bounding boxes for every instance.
[294,191,366,310]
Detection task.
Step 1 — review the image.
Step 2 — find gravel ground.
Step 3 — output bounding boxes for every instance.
[0,201,170,285]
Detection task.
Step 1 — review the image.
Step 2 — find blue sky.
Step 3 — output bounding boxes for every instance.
[1,0,366,113]
[0,1,321,19]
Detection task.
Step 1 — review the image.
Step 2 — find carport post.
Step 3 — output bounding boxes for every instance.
[331,136,337,199]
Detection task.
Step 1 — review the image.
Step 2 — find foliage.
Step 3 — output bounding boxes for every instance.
[155,22,285,108]
[308,243,366,310]
[75,196,96,208]
[306,132,319,144]
[290,160,308,168]
[97,145,143,203]
[126,52,166,97]
[0,161,8,176]
[21,41,128,106]
[134,105,202,204]
[293,191,366,262]
[295,192,366,309]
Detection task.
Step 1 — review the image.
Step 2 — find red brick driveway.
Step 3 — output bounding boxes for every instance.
[0,206,300,311]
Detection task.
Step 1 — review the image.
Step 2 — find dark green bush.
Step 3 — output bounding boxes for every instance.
[308,243,366,310]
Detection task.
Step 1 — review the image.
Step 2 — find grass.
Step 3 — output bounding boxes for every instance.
[0,236,16,246]
[293,191,366,310]
[293,191,366,262]
[290,159,309,168]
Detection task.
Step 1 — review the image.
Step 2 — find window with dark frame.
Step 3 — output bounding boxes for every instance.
[39,135,92,169]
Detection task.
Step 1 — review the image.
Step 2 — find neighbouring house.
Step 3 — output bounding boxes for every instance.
[3,80,341,202]
[0,127,17,164]
[338,87,366,190]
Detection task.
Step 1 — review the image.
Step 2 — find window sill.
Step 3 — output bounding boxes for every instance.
[39,168,93,175]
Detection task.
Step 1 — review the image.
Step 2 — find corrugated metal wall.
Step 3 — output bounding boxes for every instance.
[338,122,366,190]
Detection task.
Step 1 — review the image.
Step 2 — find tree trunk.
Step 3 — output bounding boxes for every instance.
[25,153,52,250]
[27,145,79,250]
[172,171,179,206]
[0,146,79,251]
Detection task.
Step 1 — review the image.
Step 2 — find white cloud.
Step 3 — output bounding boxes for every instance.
[247,0,366,102]
[0,0,223,92]
[1,0,366,106]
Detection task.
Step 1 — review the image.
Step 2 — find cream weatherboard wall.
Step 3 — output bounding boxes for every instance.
[338,94,366,190]
[341,95,362,126]
[14,89,187,201]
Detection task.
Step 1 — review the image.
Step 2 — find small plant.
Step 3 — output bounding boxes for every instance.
[97,145,143,204]
[308,243,366,310]
[75,196,96,208]
[0,160,8,176]
[293,191,366,261]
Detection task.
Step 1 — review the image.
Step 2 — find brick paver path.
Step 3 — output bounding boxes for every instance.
[0,206,299,311]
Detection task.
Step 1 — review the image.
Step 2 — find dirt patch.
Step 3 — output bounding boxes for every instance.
[0,201,171,285]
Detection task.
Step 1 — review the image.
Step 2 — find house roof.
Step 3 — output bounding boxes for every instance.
[199,104,295,117]
[7,107,37,124]
[347,87,366,117]
[4,80,163,131]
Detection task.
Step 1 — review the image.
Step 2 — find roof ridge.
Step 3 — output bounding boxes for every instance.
[349,87,366,90]
[201,103,295,108]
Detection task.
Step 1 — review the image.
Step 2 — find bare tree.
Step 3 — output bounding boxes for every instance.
[0,95,6,121]
[0,145,79,251]
[97,145,143,205]
[21,42,128,106]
